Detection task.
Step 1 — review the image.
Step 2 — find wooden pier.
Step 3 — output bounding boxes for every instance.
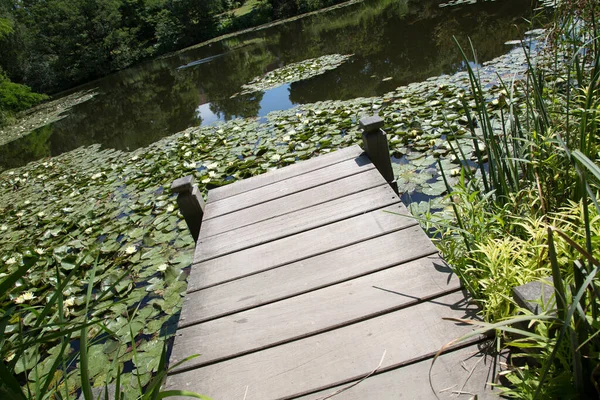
[166,118,499,399]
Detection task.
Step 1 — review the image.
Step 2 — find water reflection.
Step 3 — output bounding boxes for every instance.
[0,0,537,169]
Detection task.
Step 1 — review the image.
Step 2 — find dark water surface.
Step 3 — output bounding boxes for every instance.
[1,0,536,169]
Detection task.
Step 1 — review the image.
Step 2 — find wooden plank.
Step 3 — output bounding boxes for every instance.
[171,254,457,371]
[165,291,480,400]
[195,184,399,262]
[295,344,497,400]
[187,204,414,292]
[207,145,364,203]
[200,168,385,238]
[204,154,376,219]
[181,226,438,325]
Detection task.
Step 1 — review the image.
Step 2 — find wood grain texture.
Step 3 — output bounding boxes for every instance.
[165,291,480,400]
[295,344,498,400]
[204,154,376,219]
[187,204,414,292]
[171,254,457,371]
[207,145,364,203]
[195,184,399,262]
[181,226,438,325]
[200,168,385,238]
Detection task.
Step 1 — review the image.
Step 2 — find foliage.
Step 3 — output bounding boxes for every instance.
[427,3,600,396]
[0,253,210,400]
[236,53,353,94]
[266,0,347,19]
[0,69,47,128]
[0,0,363,94]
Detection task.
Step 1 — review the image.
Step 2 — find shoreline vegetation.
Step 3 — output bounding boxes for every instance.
[1,1,599,399]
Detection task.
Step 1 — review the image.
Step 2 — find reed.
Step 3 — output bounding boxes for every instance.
[432,2,600,397]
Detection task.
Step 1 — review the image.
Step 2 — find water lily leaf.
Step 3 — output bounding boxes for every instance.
[421,181,447,196]
[14,345,40,375]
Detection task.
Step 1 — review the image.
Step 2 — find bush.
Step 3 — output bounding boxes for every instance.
[0,71,47,115]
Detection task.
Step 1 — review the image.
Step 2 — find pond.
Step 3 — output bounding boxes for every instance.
[0,0,535,170]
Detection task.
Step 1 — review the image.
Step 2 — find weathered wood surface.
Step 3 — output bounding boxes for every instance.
[167,291,481,399]
[167,146,492,399]
[196,184,398,261]
[180,226,438,325]
[295,344,499,400]
[200,167,383,238]
[187,204,414,292]
[207,145,364,203]
[172,254,457,370]
[204,154,374,219]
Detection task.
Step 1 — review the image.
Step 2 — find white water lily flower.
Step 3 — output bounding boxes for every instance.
[4,352,15,362]
[125,245,137,255]
[0,273,7,278]
[166,204,175,213]
[157,264,168,272]
[91,172,102,180]
[15,211,24,217]
[208,171,217,178]
[84,227,93,234]
[24,200,31,205]
[0,225,7,231]
[270,154,281,162]
[34,248,45,255]
[37,211,45,218]
[64,297,75,307]
[14,292,35,304]
[5,257,16,265]
[201,178,211,184]
[183,151,192,158]
[206,162,218,170]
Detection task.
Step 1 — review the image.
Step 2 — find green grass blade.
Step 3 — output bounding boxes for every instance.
[155,390,212,400]
[0,361,27,400]
[80,256,100,400]
[572,150,600,182]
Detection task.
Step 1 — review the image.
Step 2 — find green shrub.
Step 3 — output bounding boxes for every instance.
[0,71,47,115]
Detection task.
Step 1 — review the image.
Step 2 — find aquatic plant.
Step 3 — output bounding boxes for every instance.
[429,3,600,395]
[234,53,353,95]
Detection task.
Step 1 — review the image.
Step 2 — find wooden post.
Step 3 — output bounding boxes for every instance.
[359,115,398,194]
[171,175,205,242]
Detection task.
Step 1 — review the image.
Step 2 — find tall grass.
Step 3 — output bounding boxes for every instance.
[432,2,600,397]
